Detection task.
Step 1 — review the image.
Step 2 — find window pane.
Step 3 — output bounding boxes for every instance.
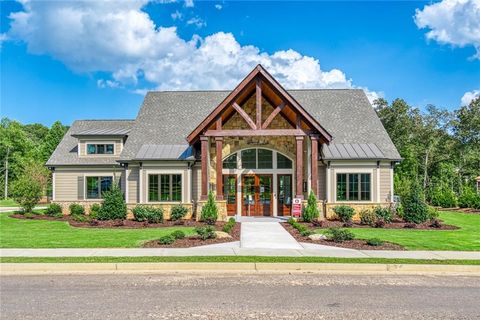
[277,153,292,169]
[86,177,99,199]
[106,144,114,154]
[349,174,359,201]
[241,149,256,169]
[172,174,182,201]
[100,177,112,196]
[160,175,170,201]
[149,175,159,202]
[97,145,105,154]
[258,149,273,169]
[87,144,96,154]
[223,153,237,169]
[336,174,347,201]
[223,176,236,204]
[360,174,371,201]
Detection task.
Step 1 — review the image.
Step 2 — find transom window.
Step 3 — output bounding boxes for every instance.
[86,176,113,199]
[223,148,292,170]
[148,174,182,202]
[336,173,371,201]
[87,143,114,155]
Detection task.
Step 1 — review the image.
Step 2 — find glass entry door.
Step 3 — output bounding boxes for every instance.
[241,175,273,216]
[223,175,237,216]
[277,174,292,216]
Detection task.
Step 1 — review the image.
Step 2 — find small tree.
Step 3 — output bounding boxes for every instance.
[11,175,42,213]
[402,181,429,224]
[200,191,218,225]
[97,185,127,220]
[302,191,319,222]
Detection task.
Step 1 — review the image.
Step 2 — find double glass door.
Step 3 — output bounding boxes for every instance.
[242,175,272,216]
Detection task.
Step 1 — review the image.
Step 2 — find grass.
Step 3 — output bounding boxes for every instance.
[0,213,195,248]
[316,212,480,251]
[0,199,19,207]
[1,256,479,265]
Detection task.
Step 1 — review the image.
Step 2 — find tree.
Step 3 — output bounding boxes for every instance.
[402,181,429,224]
[302,191,319,222]
[97,184,127,220]
[40,121,68,162]
[10,162,48,213]
[200,191,218,225]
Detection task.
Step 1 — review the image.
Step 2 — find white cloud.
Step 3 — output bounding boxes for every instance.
[461,89,480,105]
[414,0,480,59]
[215,4,222,10]
[0,33,7,49]
[184,0,194,8]
[6,0,380,102]
[186,16,206,28]
[171,10,182,21]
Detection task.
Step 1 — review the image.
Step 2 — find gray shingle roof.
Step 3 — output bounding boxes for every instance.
[46,120,135,166]
[134,144,193,160]
[120,89,401,161]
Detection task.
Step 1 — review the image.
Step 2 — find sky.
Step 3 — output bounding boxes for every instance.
[1,0,479,126]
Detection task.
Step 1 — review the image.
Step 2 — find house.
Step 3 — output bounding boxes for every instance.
[46,65,401,219]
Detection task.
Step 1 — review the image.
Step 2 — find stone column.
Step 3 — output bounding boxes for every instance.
[200,136,209,200]
[215,137,224,200]
[311,136,319,198]
[296,136,304,199]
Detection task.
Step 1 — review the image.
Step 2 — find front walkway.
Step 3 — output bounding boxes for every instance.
[240,221,303,249]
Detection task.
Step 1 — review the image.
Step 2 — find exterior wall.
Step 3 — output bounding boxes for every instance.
[192,163,202,202]
[325,202,391,221]
[78,136,123,156]
[318,164,327,201]
[127,165,139,204]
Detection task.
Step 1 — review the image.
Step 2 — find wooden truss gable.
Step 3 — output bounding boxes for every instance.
[186,64,332,144]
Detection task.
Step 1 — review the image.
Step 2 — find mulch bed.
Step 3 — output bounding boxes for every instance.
[282,222,405,251]
[142,222,241,248]
[305,219,458,230]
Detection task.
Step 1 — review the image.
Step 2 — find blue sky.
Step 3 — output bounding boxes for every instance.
[1,0,479,126]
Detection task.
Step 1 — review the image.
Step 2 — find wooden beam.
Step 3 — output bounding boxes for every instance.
[204,129,307,137]
[256,78,262,129]
[263,95,296,128]
[216,117,222,130]
[261,102,285,129]
[296,114,302,129]
[296,136,304,199]
[200,136,209,200]
[215,137,223,201]
[232,103,257,130]
[311,136,319,198]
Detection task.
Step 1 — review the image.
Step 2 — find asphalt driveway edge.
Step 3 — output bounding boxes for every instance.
[1,262,479,276]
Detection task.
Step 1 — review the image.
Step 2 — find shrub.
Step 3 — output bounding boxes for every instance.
[171,230,186,239]
[302,191,320,222]
[200,191,218,225]
[72,214,89,222]
[24,213,35,219]
[359,209,376,226]
[428,206,439,220]
[332,205,355,223]
[327,228,355,242]
[170,205,188,221]
[287,217,296,225]
[132,206,164,224]
[402,181,429,224]
[89,203,101,219]
[373,206,392,223]
[97,185,127,220]
[300,229,314,237]
[195,226,217,240]
[69,203,85,215]
[458,186,480,209]
[158,235,175,245]
[366,238,384,246]
[430,185,458,208]
[45,203,62,216]
[11,175,43,213]
[222,217,236,234]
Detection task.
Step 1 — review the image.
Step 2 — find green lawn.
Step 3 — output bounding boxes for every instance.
[0,199,19,207]
[1,256,478,265]
[316,212,480,251]
[0,213,195,248]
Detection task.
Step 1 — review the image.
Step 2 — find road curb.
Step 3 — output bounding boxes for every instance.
[1,262,479,276]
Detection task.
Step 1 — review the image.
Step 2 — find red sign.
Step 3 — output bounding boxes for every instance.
[292,198,302,217]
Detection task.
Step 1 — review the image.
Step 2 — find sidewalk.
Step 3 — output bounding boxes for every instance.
[2,242,479,260]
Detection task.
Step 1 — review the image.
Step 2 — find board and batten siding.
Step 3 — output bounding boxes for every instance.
[54,168,124,201]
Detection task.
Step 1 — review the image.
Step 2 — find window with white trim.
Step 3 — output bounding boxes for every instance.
[223,148,291,170]
[87,143,114,155]
[336,173,371,201]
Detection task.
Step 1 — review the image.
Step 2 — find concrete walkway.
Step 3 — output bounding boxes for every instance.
[1,244,479,260]
[240,222,303,249]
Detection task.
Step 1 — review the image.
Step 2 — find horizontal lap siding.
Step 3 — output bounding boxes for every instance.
[379,166,392,202]
[55,171,79,201]
[192,164,202,201]
[128,167,139,203]
[318,165,326,200]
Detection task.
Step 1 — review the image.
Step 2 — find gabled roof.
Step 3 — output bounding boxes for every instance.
[186,65,332,143]
[119,89,401,161]
[46,120,135,166]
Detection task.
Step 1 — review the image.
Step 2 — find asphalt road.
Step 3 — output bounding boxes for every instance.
[1,273,479,319]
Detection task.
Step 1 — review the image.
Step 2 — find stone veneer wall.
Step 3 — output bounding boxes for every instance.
[194,200,228,221]
[324,202,391,221]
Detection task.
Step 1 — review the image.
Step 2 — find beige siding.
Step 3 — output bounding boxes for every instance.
[192,164,202,201]
[318,165,326,200]
[127,166,139,204]
[78,138,123,156]
[379,166,392,202]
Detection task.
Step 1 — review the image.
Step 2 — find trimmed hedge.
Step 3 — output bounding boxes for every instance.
[132,206,164,223]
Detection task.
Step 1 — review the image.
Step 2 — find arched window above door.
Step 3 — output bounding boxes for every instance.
[222,148,292,170]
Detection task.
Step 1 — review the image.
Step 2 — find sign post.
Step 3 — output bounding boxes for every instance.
[292,198,302,218]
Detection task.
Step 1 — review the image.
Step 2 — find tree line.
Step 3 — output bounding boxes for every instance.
[0,97,478,208]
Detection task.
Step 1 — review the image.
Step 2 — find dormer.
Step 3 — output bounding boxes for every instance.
[72,127,131,157]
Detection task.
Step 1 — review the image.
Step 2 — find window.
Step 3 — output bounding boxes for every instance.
[86,176,112,199]
[223,153,237,169]
[336,173,371,201]
[258,149,273,169]
[241,149,256,169]
[148,174,182,202]
[277,153,292,169]
[86,143,114,155]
